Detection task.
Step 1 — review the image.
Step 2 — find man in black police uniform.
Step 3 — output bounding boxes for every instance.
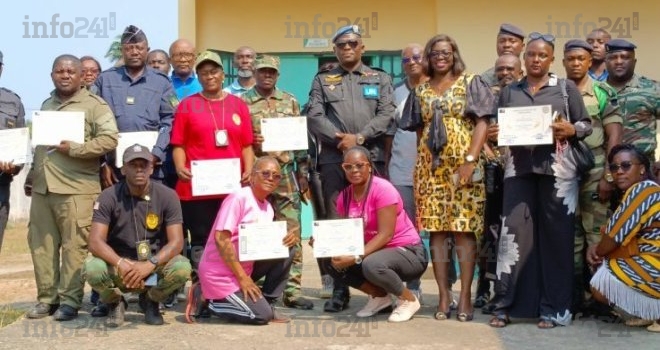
[0,50,26,253]
[307,25,395,312]
[83,144,191,327]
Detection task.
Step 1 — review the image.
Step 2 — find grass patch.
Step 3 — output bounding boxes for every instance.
[1,223,30,256]
[0,305,25,328]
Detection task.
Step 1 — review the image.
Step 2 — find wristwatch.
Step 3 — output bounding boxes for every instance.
[356,134,365,145]
[148,255,160,267]
[604,172,614,183]
[465,154,476,163]
[354,255,363,264]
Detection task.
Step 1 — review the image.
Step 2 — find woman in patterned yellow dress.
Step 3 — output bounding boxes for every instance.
[407,34,494,322]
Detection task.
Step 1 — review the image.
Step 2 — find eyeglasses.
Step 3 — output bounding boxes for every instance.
[255,170,282,181]
[341,162,370,172]
[608,161,640,173]
[402,55,422,64]
[335,40,359,49]
[82,68,100,75]
[172,52,195,60]
[429,50,453,60]
[528,32,556,44]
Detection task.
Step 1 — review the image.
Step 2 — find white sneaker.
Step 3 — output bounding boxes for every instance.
[356,295,392,317]
[388,296,421,323]
[409,288,423,305]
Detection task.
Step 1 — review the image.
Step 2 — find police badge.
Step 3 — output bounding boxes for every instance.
[136,240,151,261]
[146,212,159,230]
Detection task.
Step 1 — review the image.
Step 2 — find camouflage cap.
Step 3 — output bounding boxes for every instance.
[195,50,223,71]
[254,55,280,72]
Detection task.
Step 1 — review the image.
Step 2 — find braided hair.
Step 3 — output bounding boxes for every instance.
[339,146,375,218]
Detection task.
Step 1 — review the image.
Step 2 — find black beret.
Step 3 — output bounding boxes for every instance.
[564,39,593,53]
[498,23,525,40]
[606,39,636,53]
[121,25,147,45]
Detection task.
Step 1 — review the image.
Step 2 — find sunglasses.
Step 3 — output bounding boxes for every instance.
[429,50,452,60]
[608,161,640,173]
[528,32,556,44]
[402,55,422,64]
[255,170,282,181]
[341,162,370,172]
[335,40,359,49]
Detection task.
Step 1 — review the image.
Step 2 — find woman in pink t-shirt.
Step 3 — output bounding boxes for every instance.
[318,146,428,323]
[185,157,298,325]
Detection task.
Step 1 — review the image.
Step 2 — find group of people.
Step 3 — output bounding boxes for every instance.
[0,20,657,331]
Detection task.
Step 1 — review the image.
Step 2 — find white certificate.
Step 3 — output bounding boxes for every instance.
[312,218,364,258]
[238,221,289,261]
[0,128,31,164]
[116,131,159,167]
[31,111,85,146]
[497,105,553,146]
[261,117,308,152]
[191,158,241,196]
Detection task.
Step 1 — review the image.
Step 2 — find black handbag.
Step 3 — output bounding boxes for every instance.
[559,79,595,178]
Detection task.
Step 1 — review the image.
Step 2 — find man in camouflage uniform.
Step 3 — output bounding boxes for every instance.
[605,39,659,165]
[562,40,623,314]
[242,55,313,310]
[0,50,26,253]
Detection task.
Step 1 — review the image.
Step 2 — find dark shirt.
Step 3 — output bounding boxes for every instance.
[0,87,25,191]
[92,180,183,260]
[498,74,592,176]
[94,66,177,170]
[307,64,395,164]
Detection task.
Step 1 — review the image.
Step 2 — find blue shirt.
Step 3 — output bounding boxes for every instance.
[223,79,253,96]
[588,69,608,82]
[171,72,202,100]
[94,66,176,163]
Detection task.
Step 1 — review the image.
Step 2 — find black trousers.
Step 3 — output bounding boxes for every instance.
[492,174,575,319]
[181,198,223,276]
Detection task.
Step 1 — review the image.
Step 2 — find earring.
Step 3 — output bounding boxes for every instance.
[641,171,645,175]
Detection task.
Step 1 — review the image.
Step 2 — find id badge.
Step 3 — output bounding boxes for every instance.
[215,129,229,147]
[362,85,379,99]
[136,240,151,261]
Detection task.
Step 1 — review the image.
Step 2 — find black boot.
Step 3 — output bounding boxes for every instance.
[141,293,164,325]
[107,297,127,328]
[323,286,350,312]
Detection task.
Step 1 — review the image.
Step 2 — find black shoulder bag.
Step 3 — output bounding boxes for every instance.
[559,79,595,179]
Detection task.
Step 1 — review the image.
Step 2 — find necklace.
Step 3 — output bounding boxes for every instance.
[129,184,152,260]
[206,93,227,147]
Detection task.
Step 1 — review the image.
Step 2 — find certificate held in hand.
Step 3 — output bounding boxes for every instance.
[0,128,31,164]
[238,221,289,261]
[497,105,553,146]
[312,218,364,258]
[31,111,85,146]
[191,158,241,196]
[261,117,308,152]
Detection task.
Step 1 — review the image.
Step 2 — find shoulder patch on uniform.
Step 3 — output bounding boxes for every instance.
[169,95,179,108]
[93,201,100,210]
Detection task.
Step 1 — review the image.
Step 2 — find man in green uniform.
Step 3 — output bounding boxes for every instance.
[562,39,623,315]
[26,54,118,321]
[605,39,659,165]
[242,55,313,310]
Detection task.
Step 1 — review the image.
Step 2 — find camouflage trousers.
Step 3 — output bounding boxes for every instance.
[82,255,191,304]
[574,157,609,307]
[268,169,304,302]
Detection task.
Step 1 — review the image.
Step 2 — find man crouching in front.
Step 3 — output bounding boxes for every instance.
[83,144,191,327]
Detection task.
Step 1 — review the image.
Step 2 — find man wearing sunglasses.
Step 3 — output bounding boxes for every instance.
[604,39,660,176]
[481,23,526,87]
[307,24,395,312]
[562,39,623,316]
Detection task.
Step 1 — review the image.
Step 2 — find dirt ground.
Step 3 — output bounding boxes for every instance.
[0,223,657,349]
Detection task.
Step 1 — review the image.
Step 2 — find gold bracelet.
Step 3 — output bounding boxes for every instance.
[116,257,125,270]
